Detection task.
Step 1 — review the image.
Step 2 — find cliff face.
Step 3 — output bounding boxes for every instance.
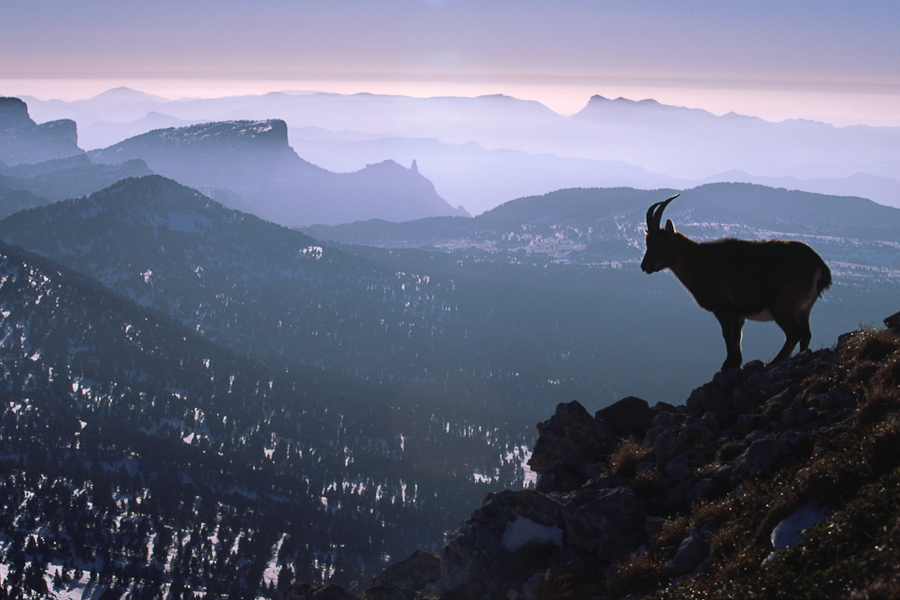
[0,97,83,165]
[293,311,900,600]
[88,119,466,226]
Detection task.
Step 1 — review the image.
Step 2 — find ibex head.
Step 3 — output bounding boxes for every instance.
[640,193,680,274]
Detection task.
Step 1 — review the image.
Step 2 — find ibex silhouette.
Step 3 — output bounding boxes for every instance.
[641,194,831,370]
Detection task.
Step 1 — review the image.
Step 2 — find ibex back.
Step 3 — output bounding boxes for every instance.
[641,194,832,370]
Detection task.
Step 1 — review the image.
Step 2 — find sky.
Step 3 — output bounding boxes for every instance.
[2,0,899,126]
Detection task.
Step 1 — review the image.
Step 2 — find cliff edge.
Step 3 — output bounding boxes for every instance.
[0,97,83,165]
[290,310,900,599]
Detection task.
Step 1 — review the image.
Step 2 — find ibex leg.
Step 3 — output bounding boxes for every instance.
[772,313,805,363]
[716,312,745,370]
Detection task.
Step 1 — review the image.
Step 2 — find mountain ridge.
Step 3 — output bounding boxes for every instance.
[88,119,468,225]
[23,89,900,212]
[0,96,84,165]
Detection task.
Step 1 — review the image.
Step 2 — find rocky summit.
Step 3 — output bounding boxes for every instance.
[289,310,900,599]
[0,97,83,165]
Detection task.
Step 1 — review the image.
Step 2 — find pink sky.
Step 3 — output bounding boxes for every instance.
[2,1,899,126]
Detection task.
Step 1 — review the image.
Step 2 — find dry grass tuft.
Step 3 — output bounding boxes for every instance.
[608,437,652,478]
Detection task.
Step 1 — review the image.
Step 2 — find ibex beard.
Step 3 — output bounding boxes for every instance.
[641,194,832,371]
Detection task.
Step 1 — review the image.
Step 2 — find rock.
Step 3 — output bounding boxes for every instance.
[664,453,693,481]
[686,477,723,503]
[650,428,681,468]
[364,549,440,600]
[731,387,756,411]
[712,366,744,391]
[807,390,855,413]
[360,587,404,600]
[529,401,616,490]
[561,487,648,560]
[0,97,83,165]
[436,490,563,599]
[650,408,685,431]
[285,583,359,600]
[470,489,563,528]
[736,438,791,477]
[386,318,890,598]
[680,416,719,447]
[885,311,900,333]
[664,526,714,577]
[596,396,655,436]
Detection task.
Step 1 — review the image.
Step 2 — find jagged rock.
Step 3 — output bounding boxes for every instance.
[686,381,730,421]
[360,588,404,600]
[529,400,616,491]
[284,582,359,600]
[680,413,720,446]
[663,525,715,577]
[364,549,440,600]
[663,453,694,481]
[807,390,855,414]
[561,487,647,560]
[649,408,685,431]
[436,490,563,598]
[366,326,885,599]
[596,395,655,436]
[650,428,681,467]
[686,477,723,503]
[736,438,791,477]
[885,311,900,333]
[0,97,83,165]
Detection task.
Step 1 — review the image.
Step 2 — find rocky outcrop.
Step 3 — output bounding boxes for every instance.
[418,345,855,599]
[363,549,441,599]
[287,311,900,600]
[0,97,83,165]
[88,120,467,226]
[285,582,360,600]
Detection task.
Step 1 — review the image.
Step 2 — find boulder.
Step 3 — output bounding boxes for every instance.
[736,438,791,477]
[885,311,900,333]
[561,487,648,560]
[436,490,563,598]
[364,549,440,600]
[285,582,359,600]
[529,401,616,490]
[663,526,714,577]
[596,396,655,436]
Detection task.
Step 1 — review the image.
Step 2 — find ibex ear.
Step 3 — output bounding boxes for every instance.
[665,219,675,233]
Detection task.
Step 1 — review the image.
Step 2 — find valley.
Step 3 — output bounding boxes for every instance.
[0,93,898,598]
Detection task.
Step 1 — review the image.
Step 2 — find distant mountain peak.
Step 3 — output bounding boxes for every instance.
[150,119,289,144]
[0,96,31,126]
[0,97,83,165]
[88,120,465,225]
[88,87,168,104]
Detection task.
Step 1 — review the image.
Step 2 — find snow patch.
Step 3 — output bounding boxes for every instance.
[501,515,564,553]
[765,502,828,563]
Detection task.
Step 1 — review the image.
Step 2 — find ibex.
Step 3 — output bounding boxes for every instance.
[641,194,831,370]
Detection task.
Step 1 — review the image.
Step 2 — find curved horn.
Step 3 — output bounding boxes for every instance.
[646,193,680,230]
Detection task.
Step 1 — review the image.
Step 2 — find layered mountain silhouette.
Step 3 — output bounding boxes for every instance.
[25,89,900,212]
[88,119,468,226]
[0,154,152,209]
